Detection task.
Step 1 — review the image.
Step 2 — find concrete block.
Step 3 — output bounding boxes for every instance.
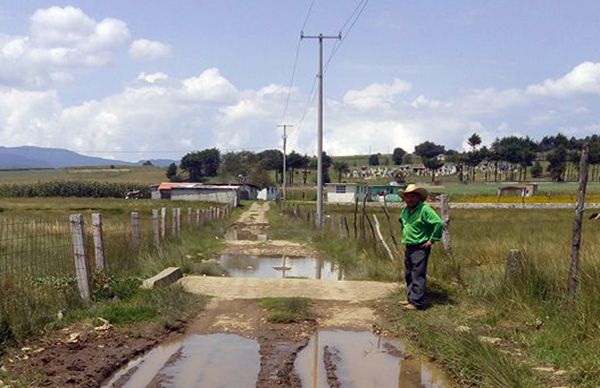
[142,267,182,289]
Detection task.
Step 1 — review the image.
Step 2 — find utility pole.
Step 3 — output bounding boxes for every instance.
[277,124,292,200]
[301,32,341,228]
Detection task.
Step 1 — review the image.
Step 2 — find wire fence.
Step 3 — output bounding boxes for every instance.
[0,204,232,299]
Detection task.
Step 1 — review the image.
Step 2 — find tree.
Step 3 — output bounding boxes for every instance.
[547,145,567,182]
[286,151,308,184]
[220,151,258,182]
[392,147,407,165]
[257,149,283,182]
[368,153,380,166]
[180,148,220,181]
[414,141,445,182]
[309,152,332,184]
[332,160,350,182]
[467,133,482,150]
[165,162,178,181]
[531,161,543,178]
[142,160,154,166]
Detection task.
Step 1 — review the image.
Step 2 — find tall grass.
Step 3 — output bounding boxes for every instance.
[275,203,600,386]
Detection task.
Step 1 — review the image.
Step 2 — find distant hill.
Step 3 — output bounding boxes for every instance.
[0,146,135,169]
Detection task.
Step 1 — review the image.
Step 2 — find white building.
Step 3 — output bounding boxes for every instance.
[257,186,278,201]
[325,183,369,204]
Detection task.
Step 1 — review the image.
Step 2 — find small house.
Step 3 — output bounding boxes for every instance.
[257,186,278,201]
[150,182,240,206]
[326,183,369,204]
[369,182,406,203]
[497,183,538,198]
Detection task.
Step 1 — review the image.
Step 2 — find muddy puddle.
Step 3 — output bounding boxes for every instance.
[295,330,447,388]
[218,253,343,280]
[103,334,260,388]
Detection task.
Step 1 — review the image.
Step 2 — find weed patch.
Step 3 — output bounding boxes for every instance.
[260,297,313,323]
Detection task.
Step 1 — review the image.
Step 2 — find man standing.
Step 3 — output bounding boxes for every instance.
[399,184,443,310]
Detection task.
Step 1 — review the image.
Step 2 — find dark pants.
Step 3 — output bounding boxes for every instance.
[404,244,431,308]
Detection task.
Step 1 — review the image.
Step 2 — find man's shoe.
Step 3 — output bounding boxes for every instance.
[402,303,418,311]
[399,300,410,306]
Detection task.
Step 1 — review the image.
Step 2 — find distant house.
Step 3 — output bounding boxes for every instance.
[497,183,538,198]
[369,182,406,203]
[212,183,259,200]
[257,186,278,201]
[150,182,240,206]
[325,183,369,204]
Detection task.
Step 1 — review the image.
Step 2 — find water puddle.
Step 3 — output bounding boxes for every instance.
[295,331,447,388]
[103,334,260,388]
[218,254,343,280]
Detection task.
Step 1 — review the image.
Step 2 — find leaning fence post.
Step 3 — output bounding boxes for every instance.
[568,143,590,301]
[91,213,105,271]
[373,214,395,261]
[160,207,166,239]
[69,214,91,301]
[131,211,141,247]
[152,209,160,248]
[440,194,452,254]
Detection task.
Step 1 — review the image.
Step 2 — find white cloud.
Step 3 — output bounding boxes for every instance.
[129,39,172,61]
[181,68,238,103]
[527,62,600,97]
[137,72,169,83]
[0,6,132,87]
[2,61,600,161]
[343,78,411,110]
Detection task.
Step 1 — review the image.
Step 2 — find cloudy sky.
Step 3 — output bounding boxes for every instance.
[1,1,600,161]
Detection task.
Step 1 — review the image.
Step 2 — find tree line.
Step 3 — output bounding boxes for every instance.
[372,133,600,183]
[165,133,600,185]
[166,148,332,186]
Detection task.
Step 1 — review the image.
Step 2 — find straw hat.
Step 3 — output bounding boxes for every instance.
[399,184,428,201]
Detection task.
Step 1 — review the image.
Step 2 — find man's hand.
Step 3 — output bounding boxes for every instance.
[420,241,433,248]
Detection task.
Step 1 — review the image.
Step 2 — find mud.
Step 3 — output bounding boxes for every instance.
[3,320,186,387]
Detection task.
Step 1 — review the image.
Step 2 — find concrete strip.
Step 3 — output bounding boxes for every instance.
[142,267,182,289]
[178,276,399,301]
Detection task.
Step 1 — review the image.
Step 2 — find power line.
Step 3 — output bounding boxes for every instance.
[280,0,318,123]
[324,0,369,74]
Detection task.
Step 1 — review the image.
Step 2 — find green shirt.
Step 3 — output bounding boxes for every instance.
[399,202,443,245]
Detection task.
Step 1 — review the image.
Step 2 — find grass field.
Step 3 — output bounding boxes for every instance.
[0,166,166,184]
[271,203,600,387]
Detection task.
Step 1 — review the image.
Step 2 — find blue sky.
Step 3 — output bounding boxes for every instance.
[1,1,600,161]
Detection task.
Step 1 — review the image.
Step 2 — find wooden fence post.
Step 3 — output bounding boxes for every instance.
[342,215,350,237]
[505,249,522,278]
[131,212,141,247]
[160,207,166,239]
[196,208,201,227]
[91,213,105,271]
[440,194,452,254]
[152,209,160,248]
[187,207,192,227]
[172,208,178,235]
[373,214,395,261]
[568,143,590,301]
[69,214,91,301]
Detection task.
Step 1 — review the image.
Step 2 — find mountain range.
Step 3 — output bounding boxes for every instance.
[0,146,176,169]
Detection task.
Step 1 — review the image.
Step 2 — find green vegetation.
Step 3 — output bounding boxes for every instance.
[273,203,600,387]
[0,197,235,352]
[0,180,150,198]
[0,165,165,185]
[259,297,313,323]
